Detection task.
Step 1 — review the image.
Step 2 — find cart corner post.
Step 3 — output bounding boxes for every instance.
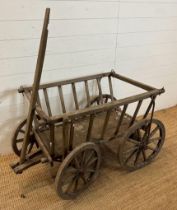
[20,8,50,164]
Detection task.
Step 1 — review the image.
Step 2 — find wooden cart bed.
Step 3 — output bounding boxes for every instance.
[38,109,131,157]
[10,9,166,200]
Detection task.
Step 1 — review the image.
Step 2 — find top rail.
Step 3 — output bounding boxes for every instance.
[18,70,158,93]
[19,69,164,123]
[18,72,111,92]
[112,71,156,91]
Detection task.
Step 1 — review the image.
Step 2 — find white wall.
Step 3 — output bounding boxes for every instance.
[0,0,177,154]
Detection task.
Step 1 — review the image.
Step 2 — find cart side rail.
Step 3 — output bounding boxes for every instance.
[49,87,165,123]
[18,70,163,120]
[21,84,164,125]
[18,72,111,92]
[18,70,158,93]
[18,71,113,118]
[111,71,157,91]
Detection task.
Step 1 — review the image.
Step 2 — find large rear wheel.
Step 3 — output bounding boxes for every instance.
[118,119,165,171]
[55,142,101,199]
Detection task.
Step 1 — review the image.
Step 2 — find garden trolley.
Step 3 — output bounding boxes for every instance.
[11,8,165,199]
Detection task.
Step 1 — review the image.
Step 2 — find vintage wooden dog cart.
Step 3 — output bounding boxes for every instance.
[11,9,165,199]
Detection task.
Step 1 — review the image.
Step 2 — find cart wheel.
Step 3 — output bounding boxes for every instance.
[118,119,165,171]
[12,119,38,157]
[55,142,101,199]
[87,94,116,107]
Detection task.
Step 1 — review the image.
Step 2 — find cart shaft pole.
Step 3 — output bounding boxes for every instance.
[20,8,50,164]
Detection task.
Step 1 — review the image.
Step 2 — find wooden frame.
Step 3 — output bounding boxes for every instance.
[10,8,165,199]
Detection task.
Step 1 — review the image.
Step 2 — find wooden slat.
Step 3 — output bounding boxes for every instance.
[58,85,66,113]
[43,88,52,116]
[143,97,156,119]
[108,76,114,101]
[101,110,112,139]
[86,114,94,141]
[62,121,69,159]
[72,83,79,110]
[69,122,75,151]
[97,78,103,104]
[115,104,128,135]
[129,100,143,127]
[85,80,90,107]
[49,124,55,156]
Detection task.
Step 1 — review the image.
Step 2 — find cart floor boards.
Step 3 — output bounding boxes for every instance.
[38,110,131,157]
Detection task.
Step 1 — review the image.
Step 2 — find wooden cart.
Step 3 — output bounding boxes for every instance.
[10,8,165,199]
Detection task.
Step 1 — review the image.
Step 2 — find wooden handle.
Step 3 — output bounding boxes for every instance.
[20,8,50,164]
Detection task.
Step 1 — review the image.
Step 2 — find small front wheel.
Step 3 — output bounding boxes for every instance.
[55,142,101,199]
[118,119,165,171]
[11,119,38,156]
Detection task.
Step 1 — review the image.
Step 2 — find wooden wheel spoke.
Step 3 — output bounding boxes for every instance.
[66,166,78,174]
[128,138,141,145]
[123,146,138,155]
[16,138,23,143]
[146,145,157,152]
[86,157,98,167]
[65,176,77,193]
[80,174,87,184]
[74,157,81,169]
[73,175,80,192]
[62,167,78,186]
[19,129,25,134]
[81,151,87,167]
[142,149,147,161]
[84,150,94,165]
[148,137,161,144]
[85,168,96,173]
[125,149,138,164]
[149,126,159,138]
[134,150,141,165]
[62,174,76,186]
